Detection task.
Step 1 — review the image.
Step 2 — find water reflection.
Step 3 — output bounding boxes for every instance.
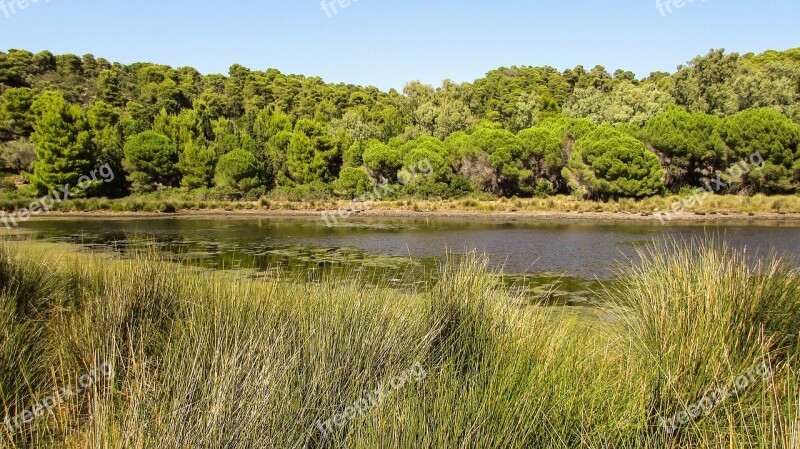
[9,216,800,306]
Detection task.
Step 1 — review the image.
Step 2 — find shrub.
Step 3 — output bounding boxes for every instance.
[159,202,177,213]
[611,238,800,438]
[332,167,374,197]
[214,149,262,196]
[564,125,664,199]
[123,131,179,192]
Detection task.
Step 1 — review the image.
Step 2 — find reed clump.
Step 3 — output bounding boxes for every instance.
[0,239,797,448]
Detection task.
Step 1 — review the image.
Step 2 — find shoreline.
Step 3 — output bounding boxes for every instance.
[21,208,800,224]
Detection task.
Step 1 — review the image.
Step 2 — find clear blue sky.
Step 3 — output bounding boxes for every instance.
[0,0,798,91]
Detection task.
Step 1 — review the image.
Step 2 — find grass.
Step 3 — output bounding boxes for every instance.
[0,239,798,448]
[3,191,800,217]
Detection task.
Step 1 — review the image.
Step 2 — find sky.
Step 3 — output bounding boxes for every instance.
[0,0,798,91]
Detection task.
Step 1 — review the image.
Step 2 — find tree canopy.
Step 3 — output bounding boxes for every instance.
[565,126,665,199]
[122,131,179,192]
[1,47,799,200]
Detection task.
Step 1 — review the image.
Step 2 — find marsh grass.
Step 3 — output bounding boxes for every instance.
[609,238,800,447]
[0,239,798,448]
[2,193,800,217]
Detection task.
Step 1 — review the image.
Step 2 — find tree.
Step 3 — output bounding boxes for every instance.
[331,109,380,142]
[2,46,800,200]
[362,141,403,183]
[178,140,216,189]
[285,119,341,184]
[252,107,293,145]
[171,108,208,151]
[453,127,524,196]
[210,117,240,157]
[0,139,36,173]
[332,167,374,197]
[511,92,540,132]
[285,133,315,185]
[214,149,261,194]
[643,107,727,191]
[670,49,740,116]
[28,91,100,196]
[539,116,597,142]
[1,87,37,138]
[123,131,179,192]
[564,82,674,126]
[97,69,124,106]
[564,125,664,199]
[119,101,152,138]
[518,126,566,194]
[0,50,30,87]
[403,81,436,114]
[718,108,800,193]
[88,101,126,196]
[266,131,294,186]
[308,133,341,184]
[413,99,473,139]
[343,139,378,168]
[396,136,459,197]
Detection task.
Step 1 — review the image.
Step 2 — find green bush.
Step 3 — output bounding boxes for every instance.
[332,167,374,197]
[564,125,665,199]
[214,149,262,196]
[123,131,180,192]
[159,202,177,213]
[266,181,333,202]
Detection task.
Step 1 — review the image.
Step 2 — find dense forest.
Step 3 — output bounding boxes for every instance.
[1,47,799,202]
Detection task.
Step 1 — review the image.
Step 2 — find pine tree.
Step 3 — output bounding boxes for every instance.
[178,139,217,189]
[29,91,100,196]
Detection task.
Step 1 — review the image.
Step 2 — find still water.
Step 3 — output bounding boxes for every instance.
[10,216,800,305]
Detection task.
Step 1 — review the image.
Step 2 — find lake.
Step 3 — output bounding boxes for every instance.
[9,215,800,305]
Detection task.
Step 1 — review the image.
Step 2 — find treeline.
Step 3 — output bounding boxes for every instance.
[0,47,799,200]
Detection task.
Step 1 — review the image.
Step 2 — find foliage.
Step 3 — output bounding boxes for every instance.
[518,126,566,193]
[1,240,798,448]
[718,108,800,193]
[643,107,727,191]
[565,126,664,199]
[332,166,374,197]
[28,91,100,196]
[1,47,799,200]
[122,131,179,192]
[178,139,217,189]
[362,140,403,182]
[0,139,36,173]
[214,149,262,194]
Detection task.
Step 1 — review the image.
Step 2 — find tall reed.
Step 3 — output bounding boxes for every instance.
[0,239,797,448]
